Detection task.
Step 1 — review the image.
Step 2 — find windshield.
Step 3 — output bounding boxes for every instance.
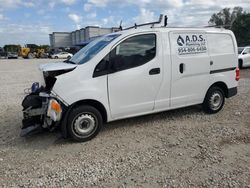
[238,47,244,54]
[69,34,121,64]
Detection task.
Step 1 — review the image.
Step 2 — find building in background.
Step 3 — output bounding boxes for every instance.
[49,26,119,49]
[49,32,72,49]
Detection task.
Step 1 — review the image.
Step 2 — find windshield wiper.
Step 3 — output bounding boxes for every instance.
[64,59,76,64]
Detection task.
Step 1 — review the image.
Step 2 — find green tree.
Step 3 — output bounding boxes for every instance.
[209,7,243,29]
[3,44,21,52]
[232,13,250,46]
[40,45,50,52]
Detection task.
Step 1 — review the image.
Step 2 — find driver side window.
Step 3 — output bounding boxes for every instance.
[93,34,156,78]
[110,34,156,72]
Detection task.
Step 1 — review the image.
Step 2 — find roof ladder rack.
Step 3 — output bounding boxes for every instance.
[122,14,168,30]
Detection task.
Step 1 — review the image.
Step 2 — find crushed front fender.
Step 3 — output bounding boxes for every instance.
[21,93,49,137]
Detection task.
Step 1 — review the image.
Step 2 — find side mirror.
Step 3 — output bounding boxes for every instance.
[242,52,247,55]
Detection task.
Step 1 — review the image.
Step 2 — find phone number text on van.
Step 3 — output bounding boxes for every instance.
[178,46,207,55]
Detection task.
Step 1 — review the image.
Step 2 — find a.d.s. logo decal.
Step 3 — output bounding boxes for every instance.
[177,35,185,46]
[176,34,207,55]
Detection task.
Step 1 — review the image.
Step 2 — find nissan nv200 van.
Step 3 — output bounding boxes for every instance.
[21,16,239,142]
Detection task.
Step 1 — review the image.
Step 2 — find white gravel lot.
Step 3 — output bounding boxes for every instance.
[0,59,249,187]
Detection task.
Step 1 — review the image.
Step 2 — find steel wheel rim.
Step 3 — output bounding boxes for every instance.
[73,113,96,136]
[210,92,223,111]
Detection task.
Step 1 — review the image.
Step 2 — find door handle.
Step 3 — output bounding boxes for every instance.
[149,68,160,75]
[179,63,184,74]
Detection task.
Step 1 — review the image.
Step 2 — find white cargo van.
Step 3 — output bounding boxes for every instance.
[21,15,239,142]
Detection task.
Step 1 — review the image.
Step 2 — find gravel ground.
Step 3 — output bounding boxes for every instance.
[0,59,249,187]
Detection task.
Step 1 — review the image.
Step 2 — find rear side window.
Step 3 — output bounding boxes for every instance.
[207,34,234,54]
[111,34,156,71]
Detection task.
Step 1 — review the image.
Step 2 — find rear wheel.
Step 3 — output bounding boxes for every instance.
[67,105,103,142]
[55,56,59,59]
[203,86,225,114]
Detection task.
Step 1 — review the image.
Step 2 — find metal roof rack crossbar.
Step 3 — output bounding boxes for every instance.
[122,14,168,31]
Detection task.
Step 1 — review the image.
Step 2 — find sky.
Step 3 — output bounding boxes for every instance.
[0,0,249,46]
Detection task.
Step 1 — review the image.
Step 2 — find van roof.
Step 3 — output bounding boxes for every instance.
[114,27,232,35]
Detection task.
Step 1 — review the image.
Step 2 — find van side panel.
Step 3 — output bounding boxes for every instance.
[169,31,210,108]
[207,32,238,89]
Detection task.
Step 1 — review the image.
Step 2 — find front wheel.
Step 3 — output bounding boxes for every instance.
[67,105,103,142]
[203,86,225,114]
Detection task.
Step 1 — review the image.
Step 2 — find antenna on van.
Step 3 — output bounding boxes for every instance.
[123,14,168,30]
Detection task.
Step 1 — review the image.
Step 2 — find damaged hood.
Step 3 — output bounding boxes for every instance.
[39,62,77,72]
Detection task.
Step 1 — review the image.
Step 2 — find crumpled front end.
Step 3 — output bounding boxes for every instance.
[21,87,64,137]
[21,62,76,137]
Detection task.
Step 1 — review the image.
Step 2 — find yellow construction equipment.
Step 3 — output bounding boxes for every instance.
[19,44,48,59]
[20,47,33,59]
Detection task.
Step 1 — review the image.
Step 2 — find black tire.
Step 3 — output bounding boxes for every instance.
[238,59,243,69]
[67,56,71,59]
[55,56,58,59]
[67,105,103,142]
[203,86,225,114]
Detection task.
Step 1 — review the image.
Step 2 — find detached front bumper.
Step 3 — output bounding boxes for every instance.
[21,90,63,137]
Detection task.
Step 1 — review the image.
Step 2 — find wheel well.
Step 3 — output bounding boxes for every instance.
[209,82,229,98]
[71,100,107,123]
[239,59,243,66]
